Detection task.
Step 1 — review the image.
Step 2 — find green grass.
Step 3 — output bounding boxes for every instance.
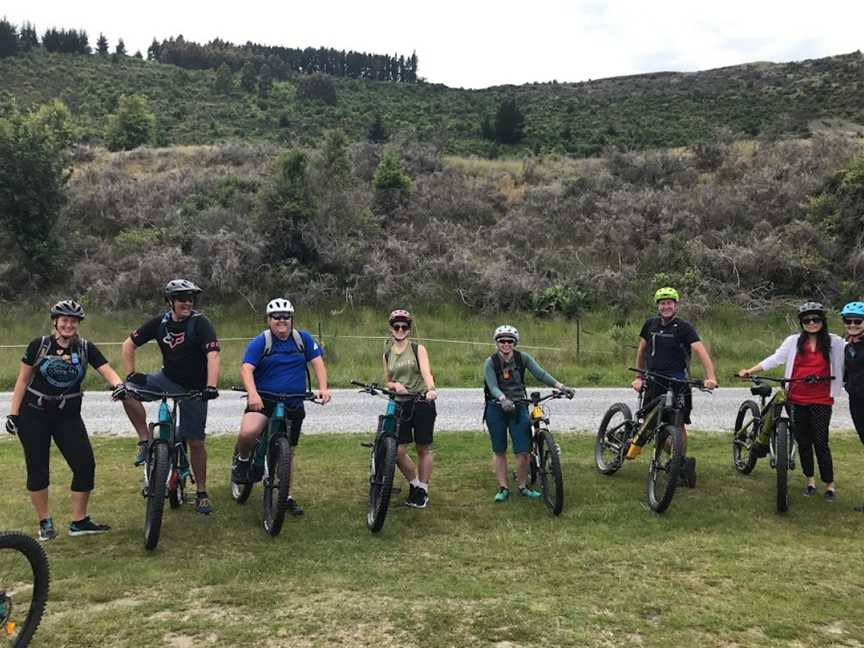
[2,433,864,646]
[0,303,814,390]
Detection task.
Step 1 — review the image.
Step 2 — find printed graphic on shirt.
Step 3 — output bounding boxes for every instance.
[164,330,186,349]
[40,352,85,388]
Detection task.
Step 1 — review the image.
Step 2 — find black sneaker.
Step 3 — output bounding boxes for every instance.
[414,488,428,509]
[133,441,148,466]
[285,497,304,517]
[824,489,836,503]
[38,518,57,542]
[231,456,251,484]
[804,484,817,497]
[405,483,417,506]
[68,516,111,536]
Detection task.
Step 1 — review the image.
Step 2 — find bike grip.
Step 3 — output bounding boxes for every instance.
[231,385,247,392]
[350,380,367,388]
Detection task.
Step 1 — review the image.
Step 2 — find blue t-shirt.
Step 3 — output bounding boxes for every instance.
[242,330,322,406]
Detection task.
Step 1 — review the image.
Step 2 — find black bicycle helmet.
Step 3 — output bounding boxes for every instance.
[164,279,203,298]
[50,299,85,320]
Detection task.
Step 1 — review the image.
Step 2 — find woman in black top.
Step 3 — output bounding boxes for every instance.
[5,300,126,541]
[841,302,864,512]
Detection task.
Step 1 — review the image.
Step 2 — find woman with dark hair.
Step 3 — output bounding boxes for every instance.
[738,302,846,501]
[840,301,864,512]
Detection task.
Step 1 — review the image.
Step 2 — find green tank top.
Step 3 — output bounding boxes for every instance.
[387,343,424,396]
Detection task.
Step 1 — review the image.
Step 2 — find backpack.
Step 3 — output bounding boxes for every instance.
[27,335,89,397]
[259,328,311,391]
[645,316,692,375]
[384,340,419,369]
[483,350,525,402]
[158,311,201,348]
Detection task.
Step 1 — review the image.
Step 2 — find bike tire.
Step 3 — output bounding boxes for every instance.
[229,447,254,504]
[538,428,564,516]
[775,420,789,513]
[0,531,50,647]
[263,437,292,537]
[595,403,634,475]
[732,400,760,475]
[647,424,683,514]
[367,435,397,533]
[143,442,170,551]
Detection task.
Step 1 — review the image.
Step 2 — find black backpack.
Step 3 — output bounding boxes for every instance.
[483,350,525,402]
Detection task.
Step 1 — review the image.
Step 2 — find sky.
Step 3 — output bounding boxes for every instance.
[3,1,862,89]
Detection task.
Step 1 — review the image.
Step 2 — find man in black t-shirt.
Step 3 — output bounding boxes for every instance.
[627,288,717,472]
[121,279,221,514]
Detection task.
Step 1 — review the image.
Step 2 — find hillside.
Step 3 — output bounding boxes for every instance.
[1,49,863,155]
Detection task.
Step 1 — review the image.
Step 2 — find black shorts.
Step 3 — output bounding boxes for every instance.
[396,399,436,446]
[643,381,692,425]
[244,401,305,446]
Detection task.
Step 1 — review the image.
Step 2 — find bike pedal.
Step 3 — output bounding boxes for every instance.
[360,442,374,448]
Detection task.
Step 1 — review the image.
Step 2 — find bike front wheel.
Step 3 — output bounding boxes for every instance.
[144,441,170,551]
[647,424,683,513]
[538,429,564,515]
[0,531,50,647]
[732,400,760,474]
[595,403,634,475]
[774,420,790,513]
[263,437,293,537]
[367,435,397,533]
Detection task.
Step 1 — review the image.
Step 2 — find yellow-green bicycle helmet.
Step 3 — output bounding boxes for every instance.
[654,287,679,302]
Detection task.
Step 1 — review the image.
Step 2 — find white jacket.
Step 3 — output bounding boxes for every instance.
[759,333,846,400]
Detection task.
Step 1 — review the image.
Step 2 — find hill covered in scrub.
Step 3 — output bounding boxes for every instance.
[3,132,863,314]
[1,46,863,156]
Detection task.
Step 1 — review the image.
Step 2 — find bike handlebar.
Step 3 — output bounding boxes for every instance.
[629,368,710,391]
[512,390,573,405]
[124,383,203,401]
[735,374,833,386]
[231,386,321,404]
[350,380,427,401]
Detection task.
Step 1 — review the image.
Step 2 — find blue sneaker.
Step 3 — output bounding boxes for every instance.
[494,487,510,502]
[519,486,542,499]
[38,518,57,542]
[68,516,110,536]
[133,441,148,466]
[195,492,213,515]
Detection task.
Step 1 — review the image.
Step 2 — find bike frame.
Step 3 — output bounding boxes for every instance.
[751,385,798,472]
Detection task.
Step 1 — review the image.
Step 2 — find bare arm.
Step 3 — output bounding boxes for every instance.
[738,362,765,377]
[310,356,331,403]
[691,341,718,389]
[206,350,220,387]
[417,344,437,401]
[95,363,123,387]
[121,337,137,375]
[631,338,648,392]
[9,362,33,416]
[240,362,263,411]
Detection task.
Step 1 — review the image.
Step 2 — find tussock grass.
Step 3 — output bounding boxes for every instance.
[0,304,824,390]
[2,433,864,646]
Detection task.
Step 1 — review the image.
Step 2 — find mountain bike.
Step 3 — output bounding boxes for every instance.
[732,374,831,513]
[126,384,202,550]
[596,368,710,513]
[351,381,426,533]
[1,530,49,648]
[229,388,319,537]
[519,390,571,516]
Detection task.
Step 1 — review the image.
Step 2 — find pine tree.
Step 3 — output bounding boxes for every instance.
[115,38,126,56]
[257,63,273,98]
[240,61,257,92]
[147,37,161,61]
[18,22,38,51]
[0,19,18,58]
[367,114,387,143]
[96,33,109,56]
[213,62,233,94]
[494,98,525,145]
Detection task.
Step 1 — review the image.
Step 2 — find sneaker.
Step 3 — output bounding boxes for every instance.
[231,456,251,484]
[824,489,836,502]
[133,441,148,466]
[68,516,111,536]
[682,457,697,488]
[749,442,769,460]
[414,488,429,509]
[519,486,542,499]
[494,486,510,502]
[285,497,304,517]
[38,518,57,542]
[195,492,213,515]
[405,483,418,507]
[803,484,817,497]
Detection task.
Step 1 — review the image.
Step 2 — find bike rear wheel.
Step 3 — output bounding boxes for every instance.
[595,403,634,475]
[229,447,254,504]
[647,424,683,513]
[0,531,50,647]
[144,442,170,551]
[367,435,397,533]
[774,420,790,513]
[732,400,760,475]
[263,437,293,537]
[538,429,564,515]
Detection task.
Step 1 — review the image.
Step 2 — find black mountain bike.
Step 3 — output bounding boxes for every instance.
[126,384,202,550]
[596,368,709,513]
[1,530,50,647]
[518,390,571,516]
[732,374,831,513]
[229,388,319,537]
[351,381,426,533]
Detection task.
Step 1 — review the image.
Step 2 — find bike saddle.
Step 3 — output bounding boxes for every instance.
[750,384,772,398]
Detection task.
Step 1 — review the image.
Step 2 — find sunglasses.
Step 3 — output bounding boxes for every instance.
[391,324,410,332]
[173,294,196,303]
[497,339,516,345]
[844,318,864,326]
[270,314,293,321]
[801,317,823,325]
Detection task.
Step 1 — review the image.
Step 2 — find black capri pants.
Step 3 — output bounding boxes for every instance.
[17,404,96,492]
[792,403,833,484]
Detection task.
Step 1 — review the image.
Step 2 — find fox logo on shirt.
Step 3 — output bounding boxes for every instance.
[164,331,186,349]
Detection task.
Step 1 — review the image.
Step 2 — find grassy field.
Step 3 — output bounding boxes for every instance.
[0,303,813,391]
[2,432,864,647]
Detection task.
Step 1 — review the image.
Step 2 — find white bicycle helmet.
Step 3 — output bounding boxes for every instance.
[266,298,294,315]
[493,324,520,344]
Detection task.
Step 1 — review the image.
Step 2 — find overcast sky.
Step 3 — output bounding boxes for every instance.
[4,1,862,88]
